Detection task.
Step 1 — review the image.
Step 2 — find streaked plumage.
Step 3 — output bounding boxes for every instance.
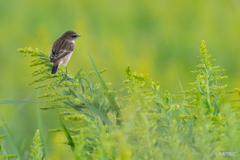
[50,31,81,74]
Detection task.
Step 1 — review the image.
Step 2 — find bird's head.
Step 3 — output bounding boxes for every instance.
[61,30,81,41]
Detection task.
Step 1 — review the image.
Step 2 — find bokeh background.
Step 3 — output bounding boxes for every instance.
[1,0,240,158]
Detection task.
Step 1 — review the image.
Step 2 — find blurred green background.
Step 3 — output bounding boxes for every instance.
[1,0,240,158]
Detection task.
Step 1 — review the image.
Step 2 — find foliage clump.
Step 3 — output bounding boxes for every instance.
[30,129,43,160]
[16,41,240,159]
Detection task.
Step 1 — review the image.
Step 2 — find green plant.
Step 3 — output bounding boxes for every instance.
[15,41,240,159]
[0,121,18,160]
[30,129,43,160]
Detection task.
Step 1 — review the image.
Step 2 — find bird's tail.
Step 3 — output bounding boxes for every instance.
[51,65,59,74]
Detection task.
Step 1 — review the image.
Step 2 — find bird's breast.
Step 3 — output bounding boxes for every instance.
[60,52,73,66]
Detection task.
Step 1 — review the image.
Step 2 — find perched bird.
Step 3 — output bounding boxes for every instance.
[50,30,81,74]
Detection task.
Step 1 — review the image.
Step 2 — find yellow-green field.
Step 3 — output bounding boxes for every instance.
[1,1,240,159]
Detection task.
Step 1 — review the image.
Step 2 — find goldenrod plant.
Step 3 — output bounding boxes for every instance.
[30,129,43,160]
[0,40,237,159]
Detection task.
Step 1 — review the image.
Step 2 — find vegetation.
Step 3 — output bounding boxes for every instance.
[1,41,239,159]
[30,129,43,160]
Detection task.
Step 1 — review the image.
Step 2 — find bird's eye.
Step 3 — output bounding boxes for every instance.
[71,35,76,38]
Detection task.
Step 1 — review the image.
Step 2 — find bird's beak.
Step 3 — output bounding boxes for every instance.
[77,35,81,37]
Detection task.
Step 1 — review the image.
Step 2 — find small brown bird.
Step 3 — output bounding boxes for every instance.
[50,31,81,74]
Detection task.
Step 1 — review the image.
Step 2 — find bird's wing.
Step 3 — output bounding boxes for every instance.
[52,51,72,63]
[50,38,74,62]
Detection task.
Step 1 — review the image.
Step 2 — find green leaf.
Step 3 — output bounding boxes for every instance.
[0,100,45,104]
[69,87,77,98]
[58,75,69,85]
[0,118,21,159]
[79,78,85,94]
[75,68,82,78]
[58,75,77,85]
[69,86,113,125]
[82,77,93,95]
[56,109,75,152]
[198,86,206,95]
[61,101,94,118]
[86,48,122,125]
[60,90,71,95]
[67,77,77,83]
[62,101,87,109]
[187,122,193,141]
[75,68,85,93]
[213,95,220,116]
[112,87,116,99]
[205,100,210,110]
[209,83,215,95]
[0,144,8,160]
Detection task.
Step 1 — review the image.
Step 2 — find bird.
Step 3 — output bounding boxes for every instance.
[50,30,81,74]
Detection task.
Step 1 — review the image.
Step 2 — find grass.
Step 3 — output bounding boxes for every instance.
[0,41,240,159]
